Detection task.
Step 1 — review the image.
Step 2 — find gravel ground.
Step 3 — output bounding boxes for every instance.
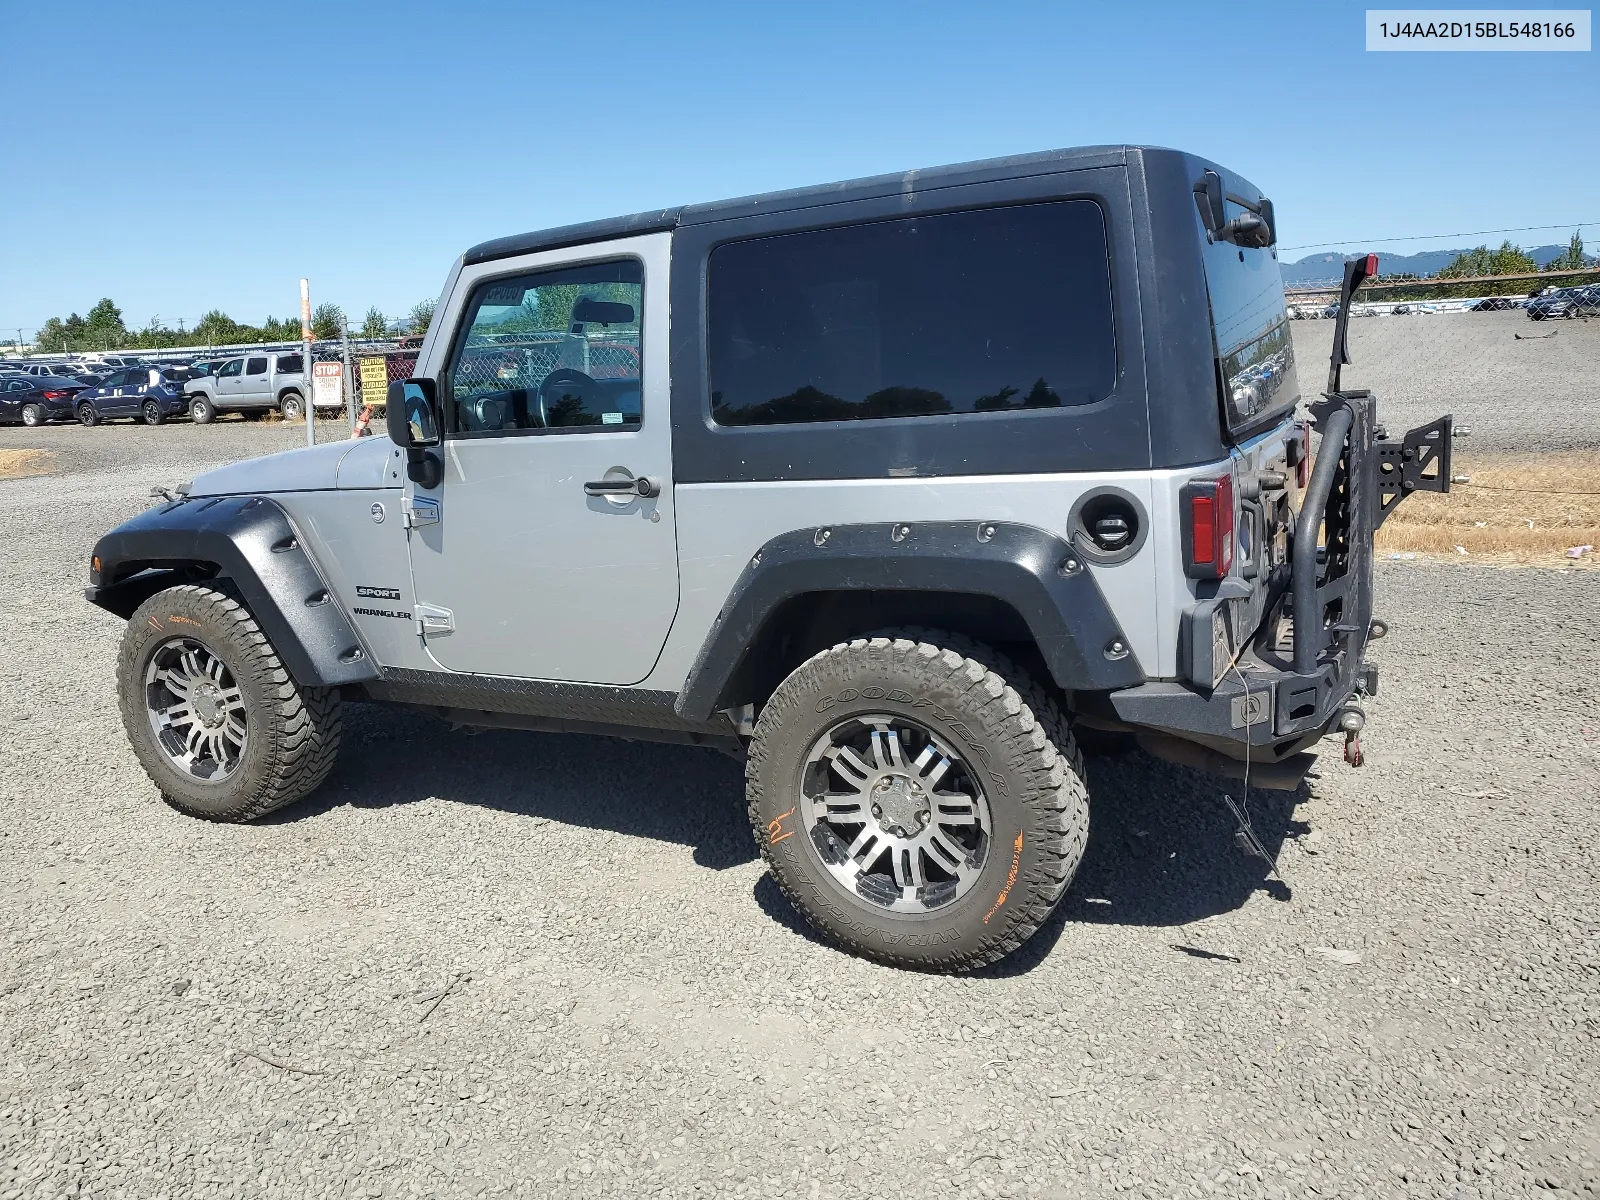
[1290,309,1600,453]
[2,423,1598,1200]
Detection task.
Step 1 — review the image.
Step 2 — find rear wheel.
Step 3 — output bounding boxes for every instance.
[117,584,342,822]
[746,629,1088,971]
[77,401,101,427]
[280,391,304,421]
[20,403,44,427]
[142,400,165,426]
[189,396,215,424]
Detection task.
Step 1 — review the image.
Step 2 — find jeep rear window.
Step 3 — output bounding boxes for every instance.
[707,201,1115,427]
[1201,202,1301,438]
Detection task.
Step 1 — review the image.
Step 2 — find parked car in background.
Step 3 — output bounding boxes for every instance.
[1524,287,1593,320]
[72,366,199,426]
[1468,296,1516,312]
[0,376,81,426]
[182,352,306,422]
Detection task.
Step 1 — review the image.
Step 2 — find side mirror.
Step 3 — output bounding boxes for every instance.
[386,378,440,447]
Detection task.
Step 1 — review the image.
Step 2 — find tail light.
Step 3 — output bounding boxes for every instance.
[42,390,67,400]
[1181,474,1235,579]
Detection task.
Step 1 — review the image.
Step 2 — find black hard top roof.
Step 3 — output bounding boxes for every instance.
[463,144,1171,266]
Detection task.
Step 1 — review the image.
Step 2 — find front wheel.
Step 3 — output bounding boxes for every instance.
[142,400,165,426]
[77,402,102,427]
[280,392,304,421]
[189,396,215,424]
[116,584,343,822]
[746,630,1089,971]
[20,403,44,427]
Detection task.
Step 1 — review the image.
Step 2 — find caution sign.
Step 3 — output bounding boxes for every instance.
[359,357,390,408]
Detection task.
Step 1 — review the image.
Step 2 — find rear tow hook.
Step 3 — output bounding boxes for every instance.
[1344,731,1364,768]
[1338,704,1366,767]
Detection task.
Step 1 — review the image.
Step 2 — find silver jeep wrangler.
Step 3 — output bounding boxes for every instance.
[87,146,1452,971]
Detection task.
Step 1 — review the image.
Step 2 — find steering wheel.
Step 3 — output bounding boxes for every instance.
[536,368,599,429]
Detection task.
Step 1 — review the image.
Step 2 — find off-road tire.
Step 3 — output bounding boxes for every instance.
[142,400,165,426]
[20,403,44,427]
[117,583,342,822]
[189,396,215,424]
[280,391,304,421]
[747,628,1089,971]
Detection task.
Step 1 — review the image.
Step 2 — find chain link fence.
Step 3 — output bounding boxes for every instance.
[295,339,417,445]
[1284,262,1600,455]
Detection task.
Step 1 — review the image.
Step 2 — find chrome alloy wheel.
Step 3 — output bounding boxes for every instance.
[799,714,992,913]
[144,638,247,782]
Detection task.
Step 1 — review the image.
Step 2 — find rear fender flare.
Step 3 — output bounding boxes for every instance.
[86,494,377,687]
[674,521,1145,722]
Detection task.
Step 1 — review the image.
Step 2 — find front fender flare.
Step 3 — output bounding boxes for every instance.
[86,494,378,688]
[674,521,1144,722]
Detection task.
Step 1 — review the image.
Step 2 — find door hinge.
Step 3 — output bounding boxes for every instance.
[415,603,454,638]
[404,496,441,529]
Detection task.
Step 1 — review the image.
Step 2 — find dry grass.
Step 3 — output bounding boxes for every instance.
[0,449,56,480]
[1374,451,1600,568]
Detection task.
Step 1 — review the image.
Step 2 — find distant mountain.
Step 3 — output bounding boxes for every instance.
[1280,245,1590,286]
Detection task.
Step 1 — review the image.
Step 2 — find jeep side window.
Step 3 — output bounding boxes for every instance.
[218,359,242,378]
[445,259,643,436]
[707,201,1116,427]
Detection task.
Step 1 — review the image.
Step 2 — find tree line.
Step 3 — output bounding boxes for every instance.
[33,298,438,353]
[1357,232,1594,302]
[1437,231,1587,280]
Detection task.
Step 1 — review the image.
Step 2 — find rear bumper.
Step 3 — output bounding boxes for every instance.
[1106,654,1376,764]
[1109,393,1449,764]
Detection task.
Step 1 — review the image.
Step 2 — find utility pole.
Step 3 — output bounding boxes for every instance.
[340,313,356,437]
[300,278,315,449]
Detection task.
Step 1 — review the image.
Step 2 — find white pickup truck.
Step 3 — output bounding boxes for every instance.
[182,351,307,422]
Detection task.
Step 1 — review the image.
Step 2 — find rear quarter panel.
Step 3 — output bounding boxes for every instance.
[643,474,1163,689]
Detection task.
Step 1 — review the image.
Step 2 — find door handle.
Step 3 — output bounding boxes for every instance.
[584,475,661,498]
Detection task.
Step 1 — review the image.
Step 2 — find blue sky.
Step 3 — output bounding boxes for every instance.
[2,0,1594,338]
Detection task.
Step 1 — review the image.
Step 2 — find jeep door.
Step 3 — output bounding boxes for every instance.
[403,232,678,685]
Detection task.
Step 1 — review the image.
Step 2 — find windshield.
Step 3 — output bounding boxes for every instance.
[1200,199,1300,438]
